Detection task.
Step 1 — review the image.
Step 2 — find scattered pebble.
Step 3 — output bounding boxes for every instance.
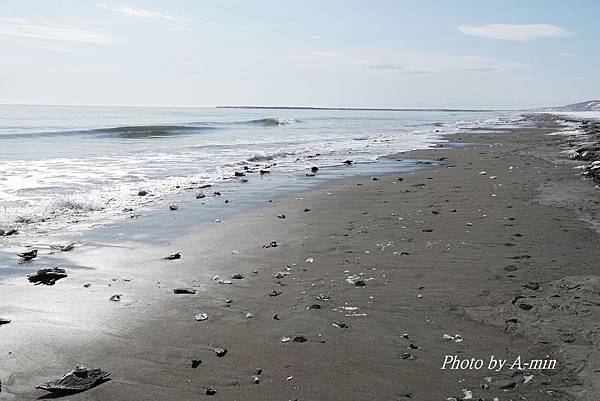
[214,348,227,357]
[195,313,208,321]
[165,253,181,260]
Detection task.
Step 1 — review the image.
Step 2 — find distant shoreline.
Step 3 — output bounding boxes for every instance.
[216,105,511,112]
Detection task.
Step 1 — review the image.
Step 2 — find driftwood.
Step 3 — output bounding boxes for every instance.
[27,268,67,285]
[37,366,110,393]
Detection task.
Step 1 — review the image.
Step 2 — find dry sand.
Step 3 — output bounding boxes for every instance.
[2,122,600,400]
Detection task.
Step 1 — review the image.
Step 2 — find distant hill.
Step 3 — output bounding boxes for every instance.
[553,100,600,112]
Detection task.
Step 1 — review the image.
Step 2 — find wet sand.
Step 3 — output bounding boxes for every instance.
[3,122,600,400]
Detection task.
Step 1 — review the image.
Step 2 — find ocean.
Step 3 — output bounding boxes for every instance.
[0,105,522,245]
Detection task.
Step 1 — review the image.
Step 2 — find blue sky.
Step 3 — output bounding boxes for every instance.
[0,0,597,108]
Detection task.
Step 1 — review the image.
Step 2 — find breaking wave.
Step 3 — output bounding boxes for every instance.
[247,149,295,162]
[242,118,298,126]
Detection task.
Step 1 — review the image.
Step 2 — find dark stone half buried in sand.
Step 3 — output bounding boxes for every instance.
[0,318,11,325]
[17,249,38,260]
[165,252,181,260]
[37,366,110,393]
[27,268,67,285]
[0,227,18,236]
[214,348,227,357]
[173,288,196,294]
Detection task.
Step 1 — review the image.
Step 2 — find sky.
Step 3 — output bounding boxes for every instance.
[0,0,598,109]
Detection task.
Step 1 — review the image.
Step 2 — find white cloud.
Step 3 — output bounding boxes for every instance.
[559,52,576,57]
[365,55,527,74]
[0,20,113,44]
[99,3,186,23]
[458,24,573,42]
[290,51,343,69]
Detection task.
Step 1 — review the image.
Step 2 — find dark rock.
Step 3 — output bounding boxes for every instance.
[311,166,319,173]
[205,387,217,395]
[214,191,222,196]
[165,252,181,260]
[293,336,307,343]
[306,173,316,177]
[137,190,148,196]
[303,208,311,212]
[169,205,178,211]
[354,280,367,287]
[173,288,196,294]
[214,348,227,357]
[109,294,122,302]
[37,366,110,393]
[191,359,202,369]
[343,160,353,165]
[0,228,18,236]
[269,290,283,297]
[260,169,270,174]
[196,192,206,199]
[231,273,245,279]
[0,318,11,325]
[518,303,533,310]
[17,249,37,260]
[371,177,379,181]
[263,241,278,248]
[499,382,517,390]
[277,214,286,219]
[27,268,67,285]
[307,304,321,310]
[234,171,245,177]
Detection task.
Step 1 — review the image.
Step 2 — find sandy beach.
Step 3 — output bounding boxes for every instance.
[3,117,600,400]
